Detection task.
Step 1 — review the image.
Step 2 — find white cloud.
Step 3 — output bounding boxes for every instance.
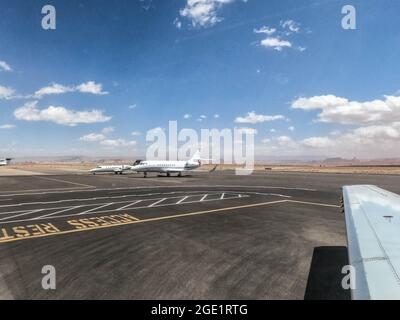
[0,60,12,72]
[34,81,108,98]
[259,116,400,158]
[183,113,192,119]
[214,114,220,118]
[14,101,112,126]
[260,37,292,51]
[254,26,276,35]
[276,135,296,146]
[100,139,136,147]
[174,18,182,29]
[280,20,301,34]
[252,119,400,158]
[34,83,74,98]
[131,131,141,136]
[302,137,334,148]
[292,95,348,111]
[330,130,342,136]
[0,124,15,129]
[235,111,285,124]
[292,94,400,125]
[254,20,306,53]
[287,93,400,156]
[0,85,15,100]
[128,104,137,110]
[76,81,108,95]
[80,127,136,148]
[179,0,234,28]
[350,123,400,140]
[101,126,114,134]
[270,128,276,133]
[149,127,164,133]
[197,115,207,122]
[79,133,106,142]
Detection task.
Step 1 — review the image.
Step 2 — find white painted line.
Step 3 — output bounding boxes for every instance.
[0,209,44,221]
[0,194,249,224]
[77,203,114,215]
[0,196,340,225]
[0,192,250,215]
[0,191,226,208]
[0,184,315,197]
[220,193,225,200]
[33,206,82,220]
[148,198,166,207]
[200,194,208,201]
[267,193,292,198]
[176,196,189,204]
[116,200,142,211]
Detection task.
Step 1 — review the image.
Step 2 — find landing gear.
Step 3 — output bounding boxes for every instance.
[144,172,147,178]
[167,172,171,177]
[178,172,182,177]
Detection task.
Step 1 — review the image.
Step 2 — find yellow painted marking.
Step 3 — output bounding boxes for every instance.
[0,214,139,244]
[34,176,95,189]
[0,200,287,244]
[0,199,340,244]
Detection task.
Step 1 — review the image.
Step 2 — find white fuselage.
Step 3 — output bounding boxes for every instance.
[90,165,131,175]
[130,160,200,173]
[0,158,11,166]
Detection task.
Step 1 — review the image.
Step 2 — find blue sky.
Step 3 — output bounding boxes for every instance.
[1,0,400,159]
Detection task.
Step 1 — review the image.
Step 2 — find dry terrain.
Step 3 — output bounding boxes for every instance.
[1,162,400,176]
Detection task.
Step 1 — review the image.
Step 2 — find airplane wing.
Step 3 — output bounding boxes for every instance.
[342,185,400,300]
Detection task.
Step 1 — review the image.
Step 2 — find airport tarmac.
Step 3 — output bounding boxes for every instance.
[0,170,399,299]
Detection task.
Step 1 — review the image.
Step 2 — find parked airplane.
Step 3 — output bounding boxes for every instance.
[90,164,132,175]
[341,185,400,299]
[0,158,12,166]
[130,150,204,177]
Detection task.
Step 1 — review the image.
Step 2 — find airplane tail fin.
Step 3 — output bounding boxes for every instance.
[189,149,215,163]
[190,150,201,161]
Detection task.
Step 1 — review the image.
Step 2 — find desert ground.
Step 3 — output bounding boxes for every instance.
[1,162,400,176]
